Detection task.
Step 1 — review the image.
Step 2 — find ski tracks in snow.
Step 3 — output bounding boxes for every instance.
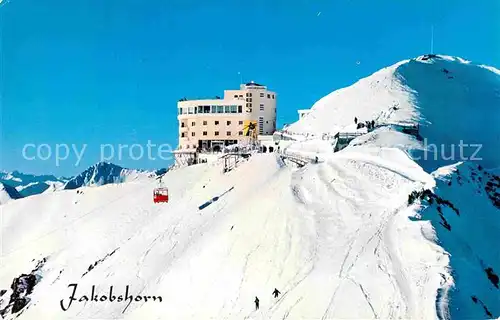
[283,152,427,319]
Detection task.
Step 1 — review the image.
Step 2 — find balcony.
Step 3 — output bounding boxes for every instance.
[178,104,243,116]
[178,96,221,102]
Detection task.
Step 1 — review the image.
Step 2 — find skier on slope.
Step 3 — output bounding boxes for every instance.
[272,288,281,298]
[255,296,260,310]
[354,117,358,124]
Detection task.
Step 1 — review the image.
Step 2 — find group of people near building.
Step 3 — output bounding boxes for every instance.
[354,117,376,130]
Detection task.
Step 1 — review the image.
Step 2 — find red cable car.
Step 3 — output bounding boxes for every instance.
[153,187,169,203]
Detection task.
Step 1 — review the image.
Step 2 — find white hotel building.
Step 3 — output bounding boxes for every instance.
[177,81,277,152]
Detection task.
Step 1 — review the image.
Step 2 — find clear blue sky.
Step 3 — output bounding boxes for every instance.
[1,0,498,176]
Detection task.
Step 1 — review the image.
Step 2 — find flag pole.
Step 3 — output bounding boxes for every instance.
[431,25,434,54]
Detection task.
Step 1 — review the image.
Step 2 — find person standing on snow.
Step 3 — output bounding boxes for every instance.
[255,296,260,310]
[272,288,281,298]
[354,117,358,124]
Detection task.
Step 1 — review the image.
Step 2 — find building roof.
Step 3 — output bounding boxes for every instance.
[244,81,264,87]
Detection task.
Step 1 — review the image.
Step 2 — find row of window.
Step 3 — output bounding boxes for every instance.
[238,92,275,99]
[181,120,244,127]
[179,105,242,115]
[245,103,268,110]
[181,131,244,137]
[245,97,275,102]
[178,144,276,152]
[177,102,271,114]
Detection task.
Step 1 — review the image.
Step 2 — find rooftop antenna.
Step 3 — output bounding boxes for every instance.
[430,25,434,54]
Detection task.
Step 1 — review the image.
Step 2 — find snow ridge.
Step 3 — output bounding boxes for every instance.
[0,182,23,205]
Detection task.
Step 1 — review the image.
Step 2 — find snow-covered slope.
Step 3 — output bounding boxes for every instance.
[0,171,67,197]
[63,162,155,190]
[0,55,498,320]
[0,182,23,205]
[417,162,500,319]
[0,153,443,319]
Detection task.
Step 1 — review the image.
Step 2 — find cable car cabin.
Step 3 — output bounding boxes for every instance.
[153,187,169,203]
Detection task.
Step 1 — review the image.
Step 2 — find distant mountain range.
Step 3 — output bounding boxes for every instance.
[0,171,67,198]
[0,162,168,204]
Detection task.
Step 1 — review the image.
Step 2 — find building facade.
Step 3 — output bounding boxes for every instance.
[177,81,277,152]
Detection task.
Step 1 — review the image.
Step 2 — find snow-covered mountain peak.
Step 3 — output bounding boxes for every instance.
[289,54,500,172]
[62,162,157,190]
